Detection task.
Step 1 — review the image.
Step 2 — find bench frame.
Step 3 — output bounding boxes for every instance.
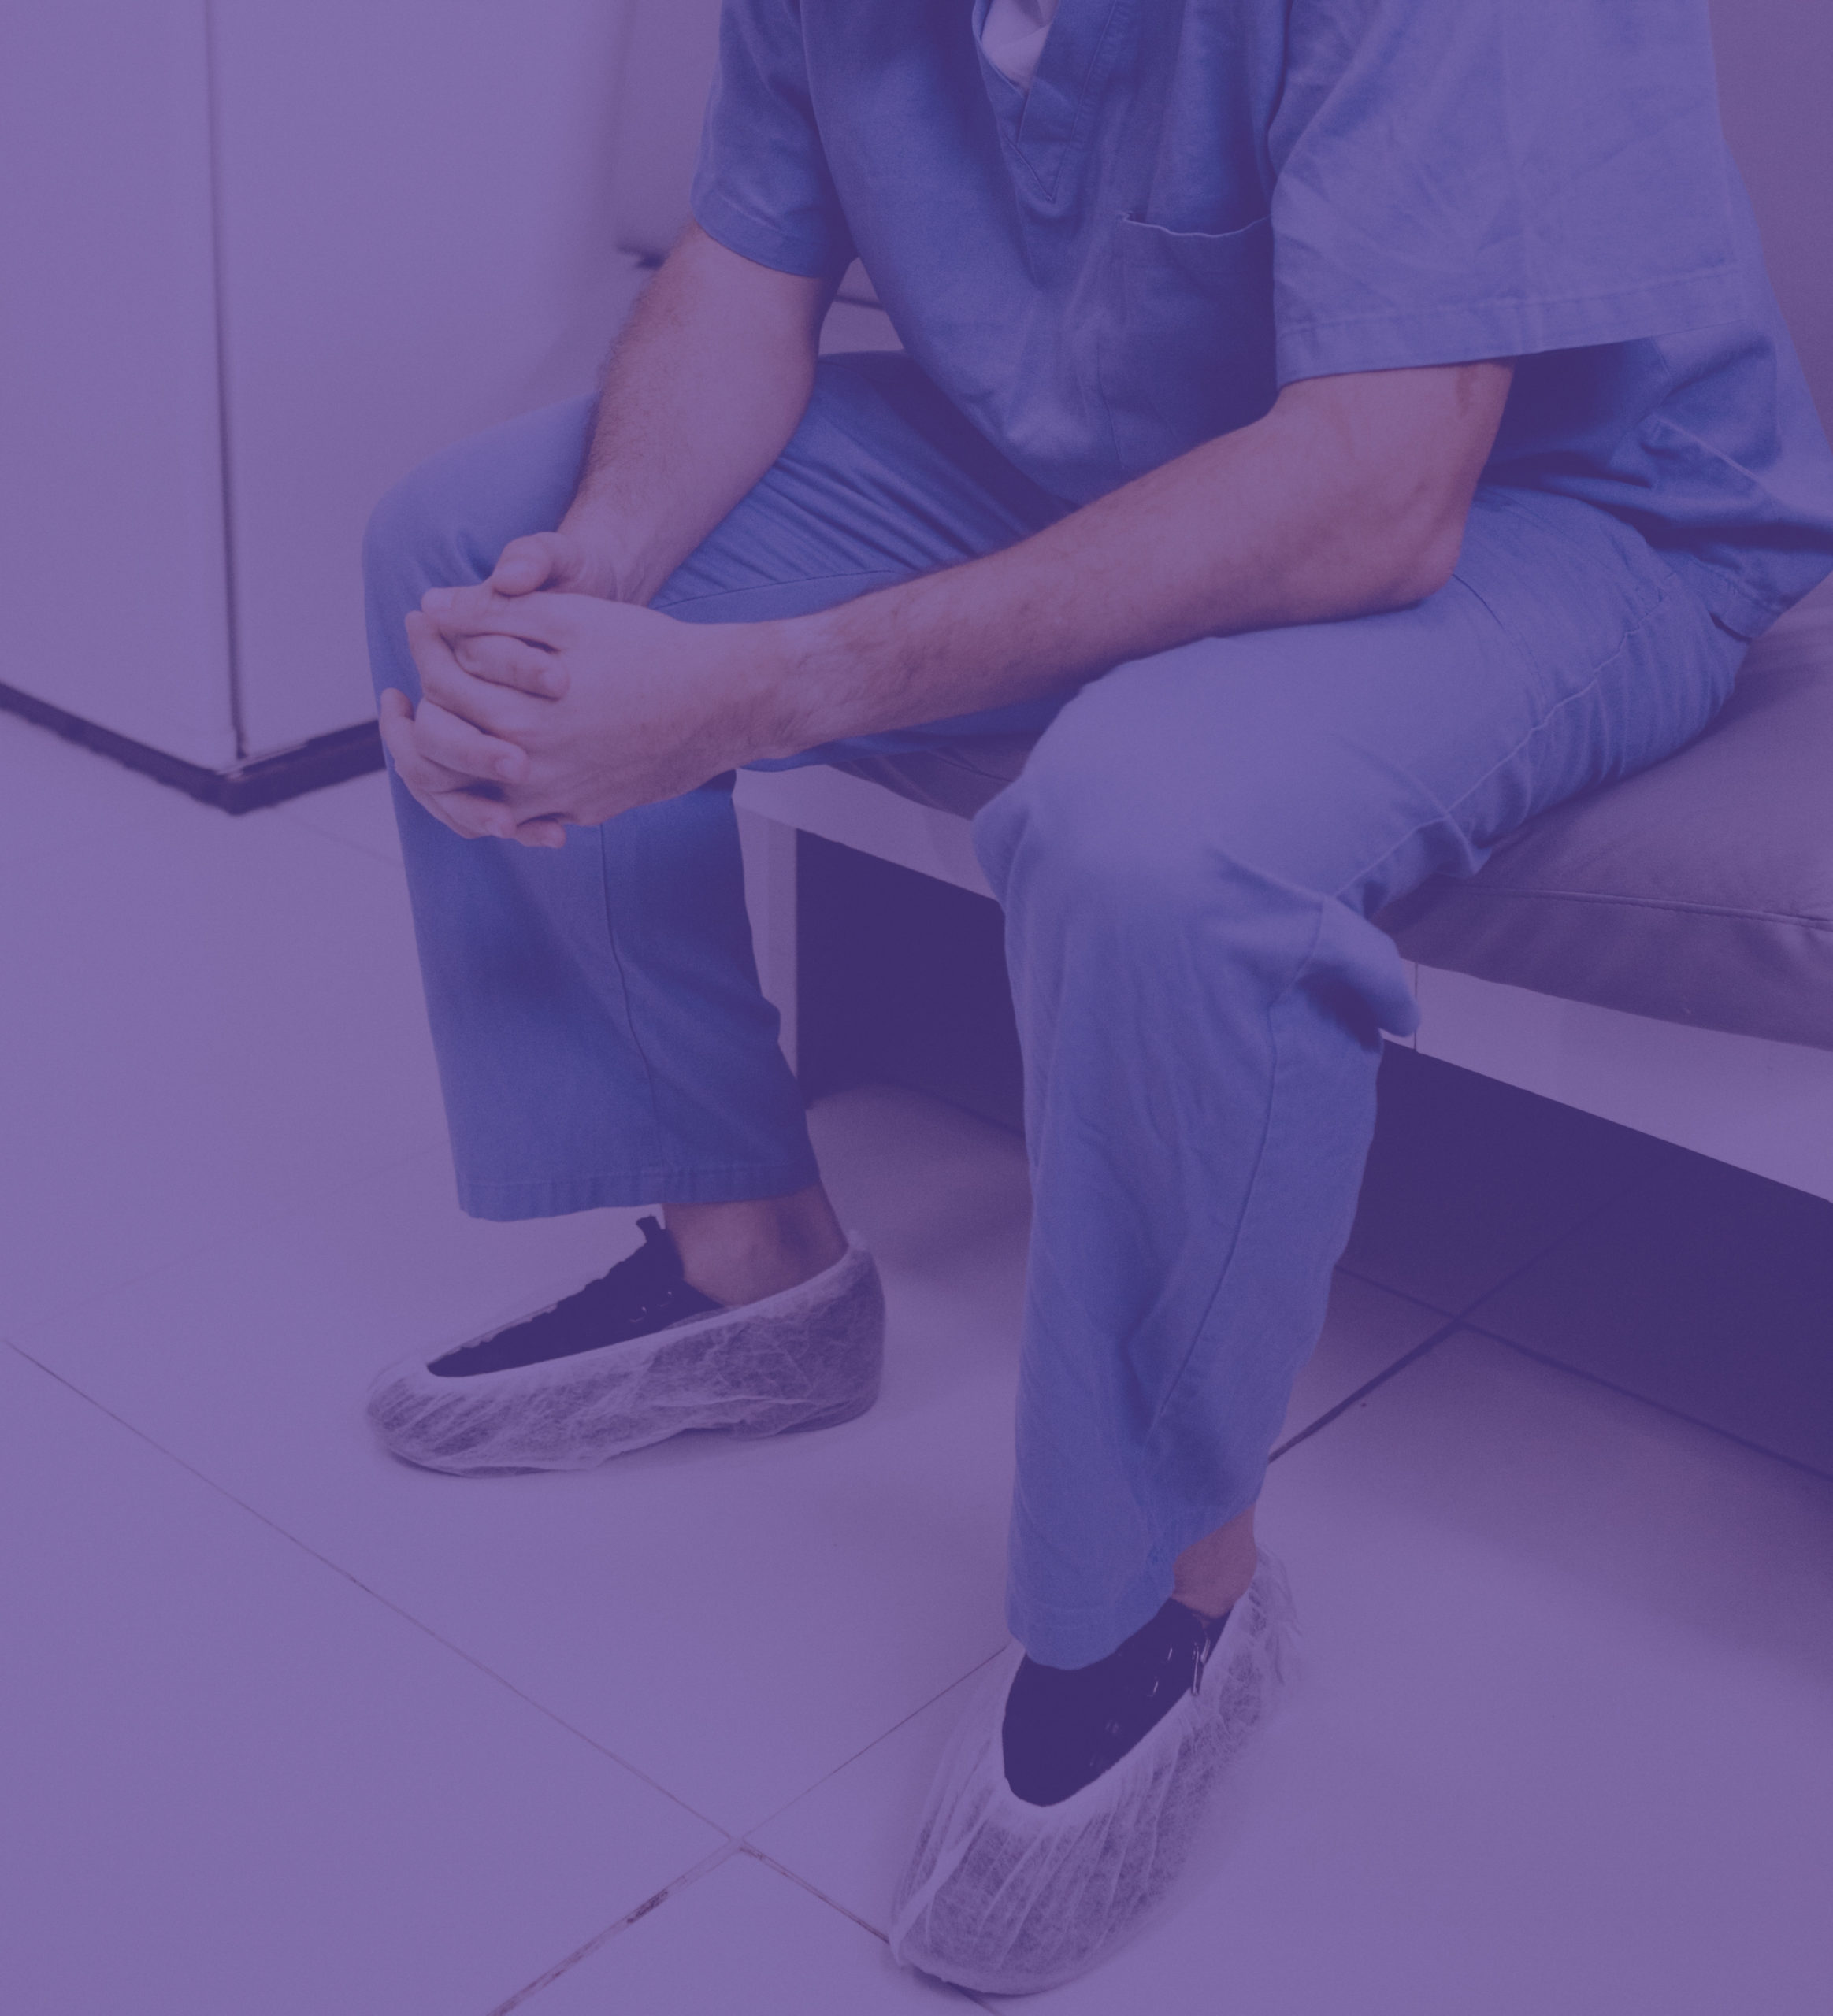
[733,765,1833,1205]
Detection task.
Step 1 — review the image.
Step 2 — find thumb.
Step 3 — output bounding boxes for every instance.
[488,534,564,598]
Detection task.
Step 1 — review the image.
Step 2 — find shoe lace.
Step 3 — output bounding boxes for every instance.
[1189,1604,1232,1699]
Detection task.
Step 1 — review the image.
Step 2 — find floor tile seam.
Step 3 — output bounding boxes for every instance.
[1267,1314,1467,1461]
[738,1843,892,1944]
[1448,1169,1664,1330]
[3,1135,454,1347]
[1280,1173,1663,1458]
[735,1847,1001,2012]
[740,1644,1009,1842]
[1465,1324,1833,1487]
[1334,1162,1663,1329]
[481,1841,744,2015]
[1326,1261,1459,1321]
[2,1337,738,1847]
[265,805,406,872]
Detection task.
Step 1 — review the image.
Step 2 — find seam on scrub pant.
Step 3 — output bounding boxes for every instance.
[591,817,670,1182]
[1329,573,1689,910]
[1135,888,1330,1476]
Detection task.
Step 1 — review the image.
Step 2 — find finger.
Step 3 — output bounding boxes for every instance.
[410,695,531,787]
[407,614,551,741]
[510,817,570,850]
[377,687,414,769]
[487,533,565,598]
[383,672,511,792]
[377,691,414,771]
[379,706,493,838]
[451,628,570,700]
[429,785,518,842]
[378,694,462,795]
[421,584,580,649]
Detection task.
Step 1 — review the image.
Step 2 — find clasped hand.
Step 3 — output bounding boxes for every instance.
[378,557,774,847]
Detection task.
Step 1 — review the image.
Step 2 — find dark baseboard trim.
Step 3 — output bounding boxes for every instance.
[0,680,384,814]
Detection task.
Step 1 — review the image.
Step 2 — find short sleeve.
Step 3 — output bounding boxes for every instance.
[1267,0,1747,384]
[688,0,857,280]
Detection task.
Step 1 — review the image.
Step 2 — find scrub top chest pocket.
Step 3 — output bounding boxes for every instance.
[1099,213,1279,482]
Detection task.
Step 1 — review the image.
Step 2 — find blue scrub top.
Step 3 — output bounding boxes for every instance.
[690,0,1833,637]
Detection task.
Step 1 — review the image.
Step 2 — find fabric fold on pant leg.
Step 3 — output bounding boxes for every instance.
[974,493,1743,1672]
[984,817,1401,1668]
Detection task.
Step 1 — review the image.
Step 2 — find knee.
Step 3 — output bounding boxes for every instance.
[360,465,468,705]
[362,395,599,617]
[984,657,1394,916]
[979,737,1226,932]
[980,707,1419,1043]
[361,454,477,613]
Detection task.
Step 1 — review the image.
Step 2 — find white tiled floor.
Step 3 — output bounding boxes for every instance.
[0,1347,719,2016]
[4,726,1831,2014]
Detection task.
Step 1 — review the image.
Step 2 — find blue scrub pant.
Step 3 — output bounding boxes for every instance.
[364,353,1744,1668]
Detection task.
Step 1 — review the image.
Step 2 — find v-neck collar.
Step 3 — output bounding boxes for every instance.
[971,0,1132,201]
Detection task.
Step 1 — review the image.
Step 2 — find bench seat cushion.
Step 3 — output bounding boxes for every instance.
[1376,606,1833,1051]
[837,604,1833,1054]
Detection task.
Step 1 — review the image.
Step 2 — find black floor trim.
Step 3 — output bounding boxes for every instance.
[0,680,384,813]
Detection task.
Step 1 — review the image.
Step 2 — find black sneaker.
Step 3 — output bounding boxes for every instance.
[427,1217,721,1377]
[1001,1598,1234,1805]
[366,1216,885,1473]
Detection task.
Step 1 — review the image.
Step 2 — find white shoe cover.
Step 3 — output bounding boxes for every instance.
[889,1550,1296,1996]
[365,1237,884,1473]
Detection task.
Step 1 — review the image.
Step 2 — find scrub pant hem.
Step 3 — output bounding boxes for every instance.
[1006,1560,1189,1673]
[1007,1483,1267,1670]
[1150,1488,1268,1581]
[455,1155,823,1223]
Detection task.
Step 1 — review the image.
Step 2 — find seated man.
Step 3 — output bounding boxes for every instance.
[363,0,1833,1991]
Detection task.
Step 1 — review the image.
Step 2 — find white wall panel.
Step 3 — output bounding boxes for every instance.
[210,0,645,758]
[0,4,236,768]
[1709,0,1833,429]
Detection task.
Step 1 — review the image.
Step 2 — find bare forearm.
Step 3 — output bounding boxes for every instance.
[563,222,836,605]
[755,361,1513,758]
[401,362,1514,838]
